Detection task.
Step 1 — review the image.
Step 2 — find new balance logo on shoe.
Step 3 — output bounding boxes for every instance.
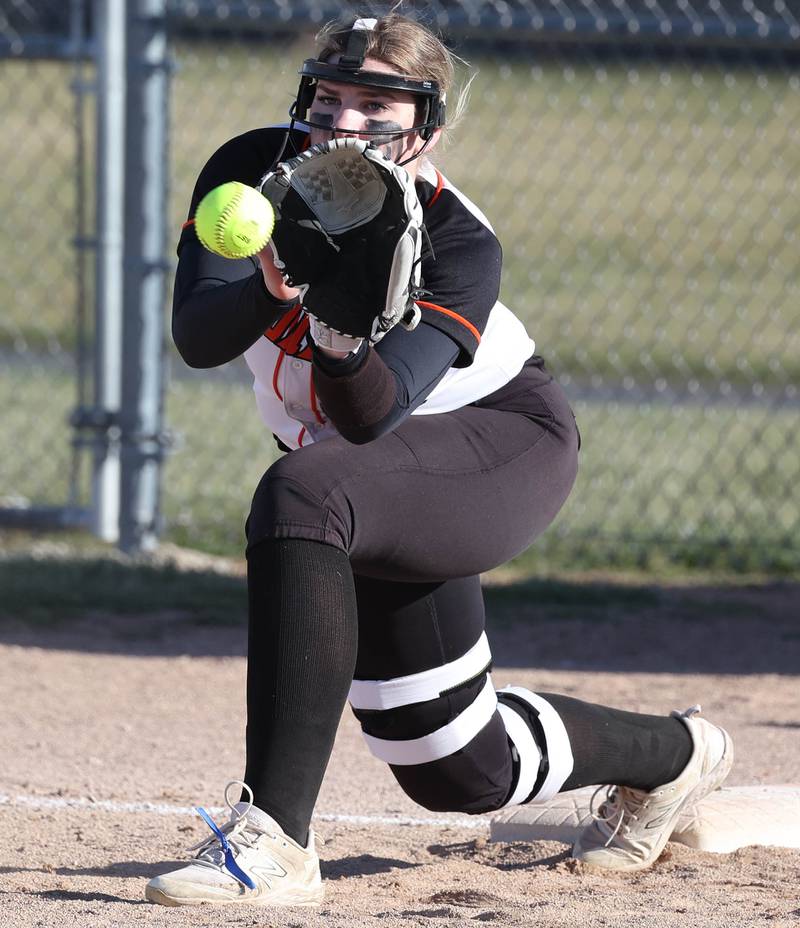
[644,801,684,830]
[250,859,288,881]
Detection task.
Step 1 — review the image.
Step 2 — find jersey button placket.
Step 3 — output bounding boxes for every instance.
[283,356,309,422]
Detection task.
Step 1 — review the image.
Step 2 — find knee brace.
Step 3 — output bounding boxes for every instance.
[349,633,575,812]
[496,685,574,805]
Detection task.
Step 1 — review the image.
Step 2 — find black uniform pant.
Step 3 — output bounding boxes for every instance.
[245,357,581,822]
[249,356,579,583]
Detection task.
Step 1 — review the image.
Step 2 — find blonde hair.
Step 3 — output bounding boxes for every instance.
[314,11,474,144]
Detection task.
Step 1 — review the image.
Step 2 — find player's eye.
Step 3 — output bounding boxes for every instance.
[366,101,389,113]
[317,95,339,106]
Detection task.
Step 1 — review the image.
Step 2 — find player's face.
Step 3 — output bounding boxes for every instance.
[309,57,436,172]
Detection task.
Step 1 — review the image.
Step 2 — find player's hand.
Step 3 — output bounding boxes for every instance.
[257,244,300,302]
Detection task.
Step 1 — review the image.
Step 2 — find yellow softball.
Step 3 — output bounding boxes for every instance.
[194,181,276,259]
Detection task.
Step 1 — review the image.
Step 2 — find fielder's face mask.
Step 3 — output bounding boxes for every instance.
[289,17,446,163]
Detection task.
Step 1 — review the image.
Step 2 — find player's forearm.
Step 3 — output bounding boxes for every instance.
[312,346,398,443]
[312,322,459,444]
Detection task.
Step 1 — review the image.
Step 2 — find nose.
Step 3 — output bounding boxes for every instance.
[333,107,369,138]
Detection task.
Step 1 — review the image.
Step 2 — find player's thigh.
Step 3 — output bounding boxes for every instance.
[246,426,418,552]
[347,403,577,580]
[247,390,577,581]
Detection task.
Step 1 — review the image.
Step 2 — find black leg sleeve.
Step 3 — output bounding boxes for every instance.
[243,539,358,845]
[543,693,693,792]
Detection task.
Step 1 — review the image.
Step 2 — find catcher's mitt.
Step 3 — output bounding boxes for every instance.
[259,138,424,344]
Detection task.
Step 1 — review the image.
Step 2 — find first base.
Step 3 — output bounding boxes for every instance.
[490,785,800,853]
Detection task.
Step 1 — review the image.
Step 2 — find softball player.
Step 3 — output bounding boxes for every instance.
[146,13,733,908]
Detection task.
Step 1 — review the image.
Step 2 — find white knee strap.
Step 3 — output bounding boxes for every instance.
[497,686,574,805]
[349,632,492,711]
[360,676,497,765]
[497,700,541,807]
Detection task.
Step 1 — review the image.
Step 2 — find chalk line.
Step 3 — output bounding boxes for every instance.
[0,792,487,830]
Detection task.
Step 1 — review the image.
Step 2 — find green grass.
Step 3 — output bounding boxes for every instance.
[0,553,246,625]
[2,49,799,384]
[0,552,664,626]
[2,362,798,573]
[3,45,800,575]
[532,395,800,573]
[0,549,666,627]
[171,50,800,390]
[0,59,92,353]
[0,364,84,508]
[168,382,800,571]
[1,532,793,632]
[162,366,281,550]
[0,533,772,628]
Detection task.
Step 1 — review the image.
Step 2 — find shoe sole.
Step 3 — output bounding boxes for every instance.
[575,725,734,873]
[145,884,324,907]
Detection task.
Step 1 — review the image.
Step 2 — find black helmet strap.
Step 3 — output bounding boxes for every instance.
[338,23,370,71]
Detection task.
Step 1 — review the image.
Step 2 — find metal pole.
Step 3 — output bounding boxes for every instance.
[118,0,170,553]
[69,0,91,514]
[90,0,126,542]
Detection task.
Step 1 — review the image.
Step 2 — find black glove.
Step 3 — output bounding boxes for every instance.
[259,138,425,347]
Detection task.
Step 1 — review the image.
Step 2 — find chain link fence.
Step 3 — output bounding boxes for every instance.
[2,1,799,572]
[0,1,95,530]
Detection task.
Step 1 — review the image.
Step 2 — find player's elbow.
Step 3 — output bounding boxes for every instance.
[333,403,414,444]
[336,419,397,445]
[178,351,216,370]
[171,303,233,369]
[171,327,218,369]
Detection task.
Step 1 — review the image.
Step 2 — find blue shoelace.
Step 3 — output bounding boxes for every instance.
[195,806,257,890]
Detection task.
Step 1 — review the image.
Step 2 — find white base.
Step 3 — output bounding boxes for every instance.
[490,785,800,854]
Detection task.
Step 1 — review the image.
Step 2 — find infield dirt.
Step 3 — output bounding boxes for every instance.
[1,578,798,927]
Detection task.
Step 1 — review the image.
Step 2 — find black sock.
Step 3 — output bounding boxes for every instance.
[542,693,693,792]
[243,539,358,845]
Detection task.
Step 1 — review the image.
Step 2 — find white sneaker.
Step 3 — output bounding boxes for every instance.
[145,781,324,906]
[571,706,734,872]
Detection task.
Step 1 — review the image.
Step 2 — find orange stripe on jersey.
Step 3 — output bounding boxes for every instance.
[182,218,195,230]
[264,303,313,360]
[426,170,445,208]
[272,350,285,401]
[415,300,481,344]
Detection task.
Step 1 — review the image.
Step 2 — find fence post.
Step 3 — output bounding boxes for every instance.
[90,0,126,542]
[118,0,170,554]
